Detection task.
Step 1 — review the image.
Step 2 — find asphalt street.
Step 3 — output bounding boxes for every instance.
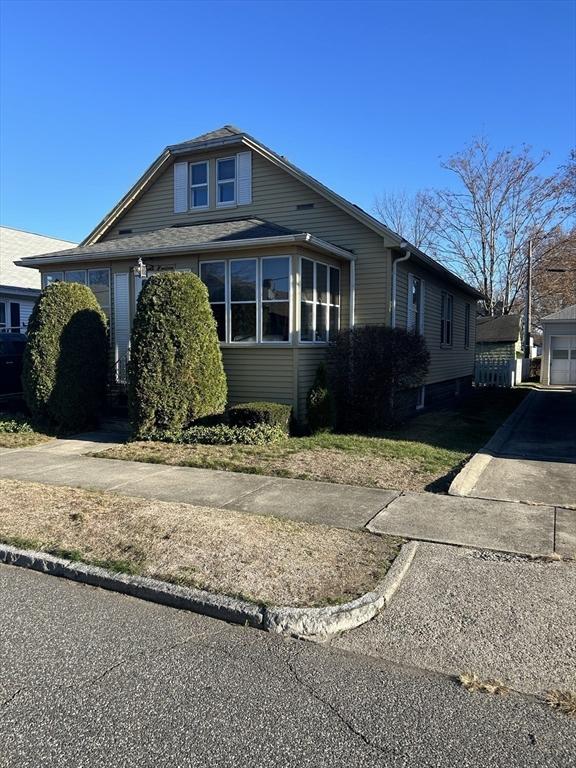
[1,563,574,768]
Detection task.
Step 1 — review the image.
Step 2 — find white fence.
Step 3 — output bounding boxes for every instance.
[475,358,529,388]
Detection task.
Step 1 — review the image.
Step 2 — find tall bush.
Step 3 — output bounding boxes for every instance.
[329,326,430,430]
[129,272,227,436]
[22,281,108,432]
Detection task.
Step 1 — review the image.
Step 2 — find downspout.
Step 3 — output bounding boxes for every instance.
[349,260,356,328]
[391,245,411,328]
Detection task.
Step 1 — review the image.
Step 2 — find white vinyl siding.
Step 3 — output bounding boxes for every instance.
[440,291,454,346]
[173,161,188,213]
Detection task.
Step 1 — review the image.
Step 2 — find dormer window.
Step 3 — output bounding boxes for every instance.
[217,157,236,206]
[190,161,209,209]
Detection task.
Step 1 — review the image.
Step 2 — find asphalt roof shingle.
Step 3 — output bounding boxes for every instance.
[476,314,521,343]
[17,219,303,262]
[542,304,576,322]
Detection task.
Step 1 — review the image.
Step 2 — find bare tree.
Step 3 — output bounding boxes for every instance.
[373,189,440,253]
[529,226,576,327]
[430,139,575,316]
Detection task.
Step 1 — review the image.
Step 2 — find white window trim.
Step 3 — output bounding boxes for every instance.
[416,385,426,410]
[0,300,6,329]
[299,256,340,345]
[216,156,237,208]
[200,256,292,346]
[189,160,210,210]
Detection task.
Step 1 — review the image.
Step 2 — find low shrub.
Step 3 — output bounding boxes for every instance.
[22,281,108,432]
[0,413,34,434]
[329,326,430,430]
[228,401,292,434]
[141,423,286,446]
[306,362,333,433]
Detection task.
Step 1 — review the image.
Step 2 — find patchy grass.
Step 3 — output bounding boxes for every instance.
[0,413,53,448]
[544,690,576,718]
[94,389,528,493]
[0,478,402,608]
[458,672,509,695]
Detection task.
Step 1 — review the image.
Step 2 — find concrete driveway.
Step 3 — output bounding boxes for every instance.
[452,389,576,508]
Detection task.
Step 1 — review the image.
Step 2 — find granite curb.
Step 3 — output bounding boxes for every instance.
[0,540,418,641]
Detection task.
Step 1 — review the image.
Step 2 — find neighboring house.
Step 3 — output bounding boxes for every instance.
[540,305,576,386]
[17,125,481,420]
[475,314,522,362]
[0,226,76,332]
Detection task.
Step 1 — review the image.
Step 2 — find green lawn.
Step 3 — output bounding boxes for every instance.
[96,388,528,493]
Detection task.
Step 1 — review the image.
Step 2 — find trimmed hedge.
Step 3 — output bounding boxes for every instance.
[141,423,286,446]
[306,362,333,433]
[329,326,430,430]
[129,272,227,437]
[22,281,108,432]
[227,401,292,434]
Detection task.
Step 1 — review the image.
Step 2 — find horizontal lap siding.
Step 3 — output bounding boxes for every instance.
[221,347,294,407]
[297,347,328,420]
[102,151,390,326]
[396,261,476,385]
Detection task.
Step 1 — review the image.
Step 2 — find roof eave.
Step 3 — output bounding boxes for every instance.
[15,233,355,268]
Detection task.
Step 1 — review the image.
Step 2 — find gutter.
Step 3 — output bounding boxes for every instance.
[391,246,411,328]
[16,233,356,269]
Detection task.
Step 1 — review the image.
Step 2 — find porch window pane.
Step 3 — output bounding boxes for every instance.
[316,304,327,342]
[262,257,289,300]
[65,270,87,284]
[211,303,226,342]
[201,262,226,303]
[231,260,256,301]
[330,268,340,306]
[316,263,328,304]
[43,271,63,287]
[231,304,256,342]
[301,259,314,302]
[88,269,110,315]
[262,302,289,341]
[329,306,339,338]
[301,303,313,342]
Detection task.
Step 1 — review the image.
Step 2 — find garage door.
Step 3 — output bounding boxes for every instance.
[550,335,576,385]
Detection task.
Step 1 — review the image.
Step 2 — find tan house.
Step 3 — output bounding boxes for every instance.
[17,126,481,420]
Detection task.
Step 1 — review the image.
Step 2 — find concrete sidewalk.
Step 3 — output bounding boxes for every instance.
[2,432,574,556]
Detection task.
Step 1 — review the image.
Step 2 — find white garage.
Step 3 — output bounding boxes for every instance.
[541,305,576,386]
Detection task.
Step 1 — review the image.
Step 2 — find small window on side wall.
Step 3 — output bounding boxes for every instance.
[440,291,453,346]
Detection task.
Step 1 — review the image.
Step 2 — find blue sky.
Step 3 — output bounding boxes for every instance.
[1,0,574,243]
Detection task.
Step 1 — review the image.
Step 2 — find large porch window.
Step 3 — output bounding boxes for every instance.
[200,256,291,344]
[42,269,111,316]
[300,257,340,343]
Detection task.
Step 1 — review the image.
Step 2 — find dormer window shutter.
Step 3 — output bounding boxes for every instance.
[174,162,188,213]
[237,151,252,205]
